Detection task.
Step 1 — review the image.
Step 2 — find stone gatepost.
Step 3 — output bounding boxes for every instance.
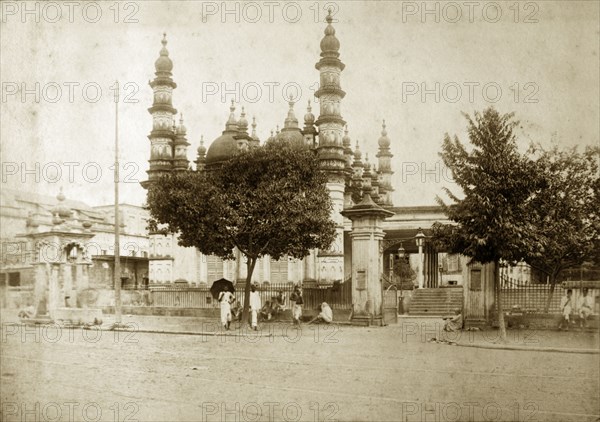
[341,194,394,326]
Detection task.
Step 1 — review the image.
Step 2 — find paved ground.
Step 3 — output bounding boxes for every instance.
[1,316,599,422]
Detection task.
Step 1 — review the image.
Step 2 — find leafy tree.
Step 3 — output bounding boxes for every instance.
[432,107,543,341]
[393,255,416,289]
[146,140,336,322]
[526,144,600,311]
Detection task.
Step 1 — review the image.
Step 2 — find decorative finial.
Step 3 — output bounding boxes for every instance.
[307,100,312,111]
[382,119,387,135]
[200,135,204,145]
[179,113,184,125]
[326,7,333,23]
[230,99,235,113]
[276,125,280,134]
[162,32,167,47]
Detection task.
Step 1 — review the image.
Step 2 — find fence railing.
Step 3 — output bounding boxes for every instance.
[500,276,599,314]
[143,281,353,311]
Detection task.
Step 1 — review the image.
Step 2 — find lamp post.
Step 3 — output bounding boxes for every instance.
[415,229,425,289]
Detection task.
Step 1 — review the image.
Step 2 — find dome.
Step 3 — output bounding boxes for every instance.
[197,136,207,155]
[304,100,315,125]
[320,11,340,54]
[274,129,304,145]
[177,114,187,135]
[52,188,72,219]
[353,141,362,160]
[205,133,237,165]
[342,126,351,147]
[155,33,173,73]
[378,120,390,148]
[238,107,248,132]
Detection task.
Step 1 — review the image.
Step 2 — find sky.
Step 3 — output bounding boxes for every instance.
[1,1,599,207]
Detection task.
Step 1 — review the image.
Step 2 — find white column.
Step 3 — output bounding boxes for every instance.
[417,244,424,289]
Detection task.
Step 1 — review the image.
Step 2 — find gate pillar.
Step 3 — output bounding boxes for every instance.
[341,194,394,326]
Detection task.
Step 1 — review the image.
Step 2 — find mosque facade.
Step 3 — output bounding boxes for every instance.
[142,12,397,286]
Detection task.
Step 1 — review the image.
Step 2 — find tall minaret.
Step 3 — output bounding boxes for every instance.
[314,9,347,283]
[145,33,178,184]
[376,120,394,206]
[173,114,190,171]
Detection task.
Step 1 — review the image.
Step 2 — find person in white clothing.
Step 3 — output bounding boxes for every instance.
[249,284,262,331]
[558,289,573,331]
[218,287,234,330]
[578,288,595,328]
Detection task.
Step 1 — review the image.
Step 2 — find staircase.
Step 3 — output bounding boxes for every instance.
[408,287,464,316]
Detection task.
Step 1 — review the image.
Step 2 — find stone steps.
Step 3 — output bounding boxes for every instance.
[408,287,464,316]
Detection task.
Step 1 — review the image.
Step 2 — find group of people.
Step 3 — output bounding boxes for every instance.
[558,288,595,330]
[218,284,334,330]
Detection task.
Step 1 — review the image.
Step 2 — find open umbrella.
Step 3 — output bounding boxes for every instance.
[210,278,235,299]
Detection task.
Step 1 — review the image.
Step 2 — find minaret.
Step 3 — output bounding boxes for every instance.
[351,141,364,204]
[145,33,178,184]
[376,120,394,206]
[362,154,373,197]
[173,114,190,171]
[195,135,207,171]
[342,126,354,208]
[314,9,346,283]
[250,117,260,147]
[302,100,318,149]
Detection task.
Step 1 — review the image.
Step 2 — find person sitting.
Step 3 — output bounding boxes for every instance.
[577,288,595,328]
[308,302,333,324]
[259,300,274,321]
[558,289,573,331]
[230,298,243,322]
[443,308,463,332]
[271,291,286,318]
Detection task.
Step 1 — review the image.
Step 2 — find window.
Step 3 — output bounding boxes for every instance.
[8,272,20,287]
[448,254,459,272]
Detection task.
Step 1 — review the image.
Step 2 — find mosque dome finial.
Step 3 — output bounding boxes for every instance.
[155,33,173,73]
[238,106,248,132]
[320,8,340,55]
[304,100,315,125]
[197,135,206,155]
[378,119,390,148]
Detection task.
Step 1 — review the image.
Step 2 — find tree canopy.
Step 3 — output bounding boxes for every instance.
[433,107,543,264]
[432,107,545,340]
[146,140,337,320]
[525,144,600,283]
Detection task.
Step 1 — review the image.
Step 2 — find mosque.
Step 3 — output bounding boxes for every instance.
[141,11,457,292]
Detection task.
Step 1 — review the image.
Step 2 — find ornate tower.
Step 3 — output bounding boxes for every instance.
[314,9,347,282]
[173,114,190,171]
[145,33,178,184]
[302,100,318,149]
[376,120,394,206]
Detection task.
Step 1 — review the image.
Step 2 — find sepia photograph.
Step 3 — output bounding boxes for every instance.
[1,1,599,421]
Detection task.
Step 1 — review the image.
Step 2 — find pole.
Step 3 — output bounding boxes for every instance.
[114,80,122,324]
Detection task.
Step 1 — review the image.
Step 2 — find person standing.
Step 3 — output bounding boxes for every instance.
[218,286,234,330]
[249,284,262,331]
[558,289,573,331]
[290,285,303,325]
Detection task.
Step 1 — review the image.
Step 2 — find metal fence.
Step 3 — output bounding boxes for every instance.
[500,276,599,314]
[145,281,353,311]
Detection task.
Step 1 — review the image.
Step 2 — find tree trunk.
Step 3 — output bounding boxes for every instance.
[241,257,257,325]
[544,273,557,314]
[495,261,507,342]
